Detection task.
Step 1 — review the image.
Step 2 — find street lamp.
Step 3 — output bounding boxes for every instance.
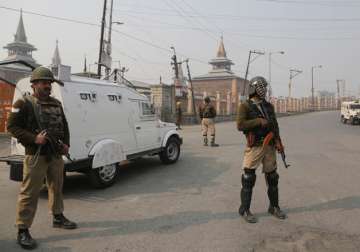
[311,65,322,110]
[241,50,265,101]
[268,51,285,99]
[289,69,302,98]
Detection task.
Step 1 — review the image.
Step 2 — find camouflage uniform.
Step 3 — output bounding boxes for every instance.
[7,66,76,250]
[199,98,218,147]
[7,95,70,229]
[236,76,286,223]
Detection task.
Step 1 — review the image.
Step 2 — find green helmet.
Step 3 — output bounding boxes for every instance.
[30,66,64,85]
[204,96,211,103]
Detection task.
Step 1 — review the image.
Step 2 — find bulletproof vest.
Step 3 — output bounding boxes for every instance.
[202,104,215,118]
[244,100,274,142]
[37,98,65,140]
[26,96,65,140]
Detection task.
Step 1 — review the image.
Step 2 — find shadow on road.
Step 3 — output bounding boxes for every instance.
[37,210,238,244]
[257,195,360,218]
[0,239,72,252]
[54,152,230,202]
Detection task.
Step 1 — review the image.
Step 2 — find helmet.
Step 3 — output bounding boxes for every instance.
[204,96,211,103]
[248,76,268,98]
[30,66,64,86]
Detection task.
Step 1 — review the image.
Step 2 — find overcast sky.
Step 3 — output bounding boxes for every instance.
[1,0,359,97]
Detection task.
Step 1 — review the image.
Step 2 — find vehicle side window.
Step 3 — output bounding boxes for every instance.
[141,102,155,116]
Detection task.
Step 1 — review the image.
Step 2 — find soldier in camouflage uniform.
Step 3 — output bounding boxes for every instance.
[199,96,219,147]
[236,76,286,223]
[7,66,77,250]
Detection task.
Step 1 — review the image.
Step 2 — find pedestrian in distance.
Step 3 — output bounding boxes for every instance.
[199,96,219,147]
[175,101,182,130]
[7,66,77,250]
[236,76,287,223]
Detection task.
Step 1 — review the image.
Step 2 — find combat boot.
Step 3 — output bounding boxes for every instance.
[239,170,257,223]
[210,137,219,147]
[203,136,208,146]
[266,171,287,220]
[268,206,287,219]
[53,213,77,229]
[17,229,37,250]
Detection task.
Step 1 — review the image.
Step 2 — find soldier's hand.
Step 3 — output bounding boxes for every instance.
[259,118,268,127]
[275,139,284,153]
[61,144,69,155]
[35,130,47,145]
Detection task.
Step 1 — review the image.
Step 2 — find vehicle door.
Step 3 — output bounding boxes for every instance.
[131,100,160,151]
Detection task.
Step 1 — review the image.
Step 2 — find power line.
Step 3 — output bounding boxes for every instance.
[256,0,360,7]
[0,6,100,26]
[114,9,360,22]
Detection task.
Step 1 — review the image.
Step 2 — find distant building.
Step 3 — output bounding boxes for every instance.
[192,37,246,114]
[150,82,175,122]
[130,80,152,98]
[0,10,39,84]
[0,78,15,132]
[0,10,40,132]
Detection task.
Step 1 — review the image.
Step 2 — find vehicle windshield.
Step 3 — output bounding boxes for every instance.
[350,104,360,109]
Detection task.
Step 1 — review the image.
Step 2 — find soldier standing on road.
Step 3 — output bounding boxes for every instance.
[199,96,219,147]
[7,66,77,250]
[175,101,182,130]
[236,76,286,223]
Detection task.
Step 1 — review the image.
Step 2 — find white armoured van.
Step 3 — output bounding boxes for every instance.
[341,101,360,125]
[1,65,182,188]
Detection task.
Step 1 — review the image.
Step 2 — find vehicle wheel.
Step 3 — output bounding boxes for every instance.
[88,163,119,188]
[350,117,354,125]
[341,116,345,123]
[159,137,181,164]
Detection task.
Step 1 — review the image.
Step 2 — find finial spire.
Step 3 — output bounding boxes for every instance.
[14,9,27,42]
[51,39,61,66]
[216,36,227,58]
[84,55,87,72]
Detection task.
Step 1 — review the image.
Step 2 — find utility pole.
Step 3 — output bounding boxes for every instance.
[241,50,265,101]
[105,0,114,78]
[97,0,107,78]
[170,47,179,79]
[288,69,302,98]
[185,59,197,122]
[336,79,342,109]
[311,65,322,111]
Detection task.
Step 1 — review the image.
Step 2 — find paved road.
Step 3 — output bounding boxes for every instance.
[1,111,360,252]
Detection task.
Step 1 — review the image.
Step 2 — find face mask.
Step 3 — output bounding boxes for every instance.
[255,82,267,99]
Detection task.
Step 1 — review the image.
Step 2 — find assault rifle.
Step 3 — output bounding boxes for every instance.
[263,131,290,169]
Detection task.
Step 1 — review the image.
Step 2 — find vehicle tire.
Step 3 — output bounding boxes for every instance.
[159,137,181,164]
[88,163,119,188]
[341,116,345,124]
[350,117,354,125]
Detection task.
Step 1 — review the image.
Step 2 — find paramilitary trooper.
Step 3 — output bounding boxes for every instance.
[199,96,219,147]
[175,101,182,130]
[7,66,77,250]
[236,76,287,223]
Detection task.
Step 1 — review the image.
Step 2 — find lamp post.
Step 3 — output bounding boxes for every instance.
[289,69,302,98]
[241,50,265,101]
[311,65,322,110]
[268,51,285,99]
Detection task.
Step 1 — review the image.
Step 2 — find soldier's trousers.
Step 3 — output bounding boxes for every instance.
[16,155,64,229]
[201,118,216,136]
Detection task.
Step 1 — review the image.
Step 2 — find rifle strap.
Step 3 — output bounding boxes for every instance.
[24,96,43,131]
